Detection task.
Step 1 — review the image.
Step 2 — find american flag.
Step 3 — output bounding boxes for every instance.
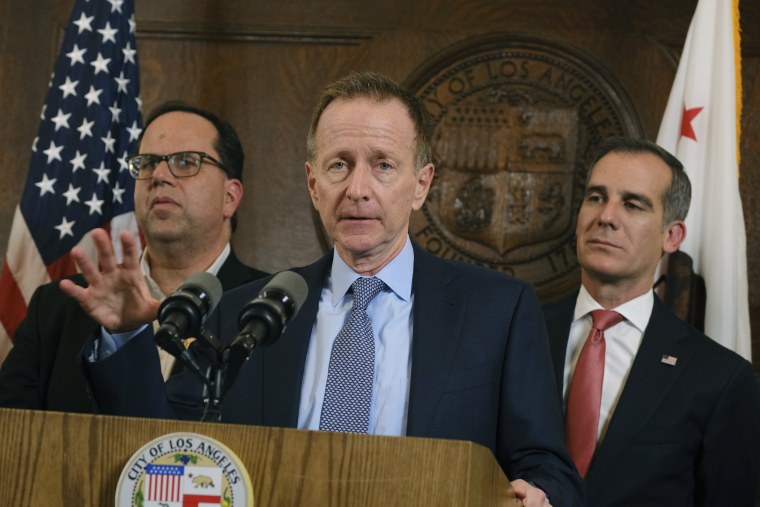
[145,464,183,503]
[0,0,142,362]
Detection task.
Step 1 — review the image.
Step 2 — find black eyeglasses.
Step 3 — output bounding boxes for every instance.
[125,151,227,180]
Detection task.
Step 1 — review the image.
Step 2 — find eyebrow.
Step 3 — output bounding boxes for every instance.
[622,191,655,210]
[585,185,656,210]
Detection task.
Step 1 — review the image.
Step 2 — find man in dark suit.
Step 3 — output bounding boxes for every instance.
[545,136,760,506]
[0,102,267,412]
[65,72,583,506]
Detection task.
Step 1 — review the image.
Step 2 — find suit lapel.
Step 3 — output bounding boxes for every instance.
[406,246,467,437]
[216,250,268,291]
[588,298,694,477]
[544,294,576,397]
[259,255,331,427]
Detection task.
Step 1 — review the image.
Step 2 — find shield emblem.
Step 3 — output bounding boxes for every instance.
[432,105,578,256]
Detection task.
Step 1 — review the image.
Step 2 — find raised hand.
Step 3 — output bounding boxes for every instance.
[59,228,160,333]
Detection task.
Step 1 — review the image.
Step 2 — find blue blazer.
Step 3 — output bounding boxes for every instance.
[85,244,584,505]
[544,292,760,506]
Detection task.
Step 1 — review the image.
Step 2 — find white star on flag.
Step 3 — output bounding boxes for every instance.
[108,0,124,14]
[101,131,116,153]
[126,120,141,141]
[43,141,64,163]
[66,44,87,65]
[112,181,126,204]
[73,12,94,33]
[77,118,94,139]
[54,217,76,238]
[122,42,136,64]
[70,150,87,172]
[93,162,111,183]
[84,85,103,106]
[35,174,57,196]
[62,184,82,205]
[90,52,111,74]
[85,193,104,215]
[51,109,72,131]
[59,76,79,98]
[97,22,118,43]
[109,101,122,122]
[114,71,129,93]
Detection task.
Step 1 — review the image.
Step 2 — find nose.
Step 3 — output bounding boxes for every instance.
[150,158,174,184]
[597,200,619,228]
[345,165,371,201]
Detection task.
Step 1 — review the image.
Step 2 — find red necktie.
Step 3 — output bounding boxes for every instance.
[565,309,624,477]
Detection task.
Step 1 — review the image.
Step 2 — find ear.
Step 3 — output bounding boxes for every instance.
[411,163,435,211]
[305,162,319,207]
[222,178,244,219]
[662,220,686,254]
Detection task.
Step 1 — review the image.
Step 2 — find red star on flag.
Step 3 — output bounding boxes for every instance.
[680,105,703,141]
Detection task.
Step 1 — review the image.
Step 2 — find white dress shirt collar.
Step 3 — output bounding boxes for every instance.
[574,284,653,334]
[140,243,232,299]
[329,237,414,306]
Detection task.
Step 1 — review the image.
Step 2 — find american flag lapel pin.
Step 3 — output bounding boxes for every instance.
[661,354,678,366]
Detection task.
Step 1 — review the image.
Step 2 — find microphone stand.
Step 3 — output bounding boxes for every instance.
[200,362,225,423]
[200,339,259,423]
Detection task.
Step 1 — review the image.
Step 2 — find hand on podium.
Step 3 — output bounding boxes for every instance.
[512,479,552,506]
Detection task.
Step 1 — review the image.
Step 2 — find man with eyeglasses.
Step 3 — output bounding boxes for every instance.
[0,102,268,413]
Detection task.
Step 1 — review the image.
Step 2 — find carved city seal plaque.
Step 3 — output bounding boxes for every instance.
[405,35,643,301]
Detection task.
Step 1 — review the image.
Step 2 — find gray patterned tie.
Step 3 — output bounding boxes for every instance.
[319,276,385,433]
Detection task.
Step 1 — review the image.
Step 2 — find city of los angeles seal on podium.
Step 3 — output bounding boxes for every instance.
[115,432,253,507]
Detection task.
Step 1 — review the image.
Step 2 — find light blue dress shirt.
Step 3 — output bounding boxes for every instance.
[297,238,415,436]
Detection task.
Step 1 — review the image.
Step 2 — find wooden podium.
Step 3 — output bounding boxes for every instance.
[0,408,518,506]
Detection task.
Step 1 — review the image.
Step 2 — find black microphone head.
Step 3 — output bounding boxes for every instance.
[234,271,308,350]
[261,270,308,317]
[157,271,223,341]
[180,272,224,312]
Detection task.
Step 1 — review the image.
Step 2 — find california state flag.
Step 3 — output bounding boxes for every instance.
[656,0,751,360]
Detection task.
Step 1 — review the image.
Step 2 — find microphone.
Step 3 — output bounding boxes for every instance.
[222,271,308,391]
[155,272,223,381]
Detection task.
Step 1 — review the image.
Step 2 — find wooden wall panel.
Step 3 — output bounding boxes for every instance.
[1,0,759,366]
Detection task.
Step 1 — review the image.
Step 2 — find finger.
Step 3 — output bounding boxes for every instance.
[91,228,118,272]
[58,278,86,303]
[69,246,102,286]
[119,230,141,270]
[510,479,528,498]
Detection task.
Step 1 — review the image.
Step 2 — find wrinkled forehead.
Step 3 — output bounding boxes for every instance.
[588,151,673,191]
[314,97,415,155]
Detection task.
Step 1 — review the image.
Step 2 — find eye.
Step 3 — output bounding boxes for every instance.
[624,201,643,211]
[175,152,200,168]
[329,161,346,171]
[141,156,160,171]
[378,162,392,171]
[586,193,603,204]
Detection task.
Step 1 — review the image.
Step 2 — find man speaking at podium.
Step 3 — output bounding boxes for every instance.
[64,72,583,506]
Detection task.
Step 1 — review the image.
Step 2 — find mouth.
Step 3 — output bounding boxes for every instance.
[338,214,379,228]
[150,196,179,209]
[587,238,618,249]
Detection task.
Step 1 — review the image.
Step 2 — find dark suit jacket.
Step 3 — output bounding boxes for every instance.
[0,251,266,413]
[544,292,760,506]
[85,244,584,505]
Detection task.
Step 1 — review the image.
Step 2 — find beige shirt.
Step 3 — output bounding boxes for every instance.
[141,244,231,380]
